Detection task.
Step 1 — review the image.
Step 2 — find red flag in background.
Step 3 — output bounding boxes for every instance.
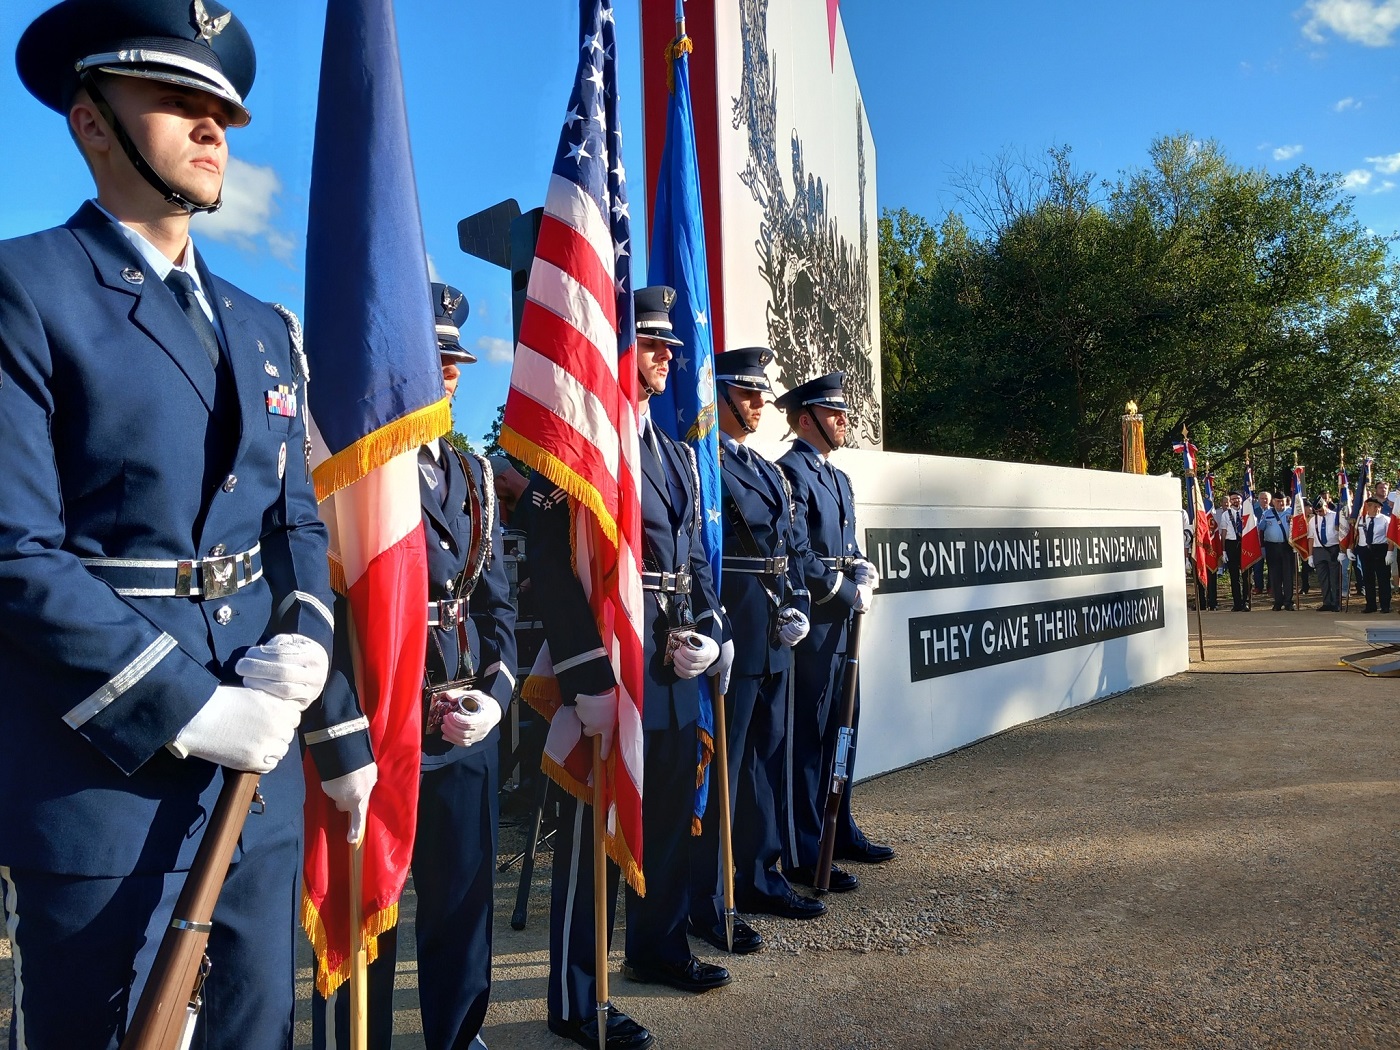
[1289,466,1311,561]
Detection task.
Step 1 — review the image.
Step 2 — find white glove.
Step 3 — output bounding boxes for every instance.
[322,762,378,844]
[235,633,330,708]
[573,691,616,759]
[440,690,503,749]
[707,638,735,695]
[672,631,719,680]
[852,559,879,589]
[777,608,810,648]
[1307,556,1315,568]
[1388,549,1397,568]
[171,684,303,773]
[853,582,874,614]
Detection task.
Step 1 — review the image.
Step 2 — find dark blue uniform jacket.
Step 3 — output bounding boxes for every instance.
[0,204,369,877]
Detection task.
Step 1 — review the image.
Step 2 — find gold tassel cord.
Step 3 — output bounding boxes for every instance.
[665,33,693,94]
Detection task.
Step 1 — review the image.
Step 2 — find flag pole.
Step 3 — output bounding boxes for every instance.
[713,690,737,951]
[592,740,609,1050]
[348,828,368,1050]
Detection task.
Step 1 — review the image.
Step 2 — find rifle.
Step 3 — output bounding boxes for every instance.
[814,610,864,893]
[121,771,260,1050]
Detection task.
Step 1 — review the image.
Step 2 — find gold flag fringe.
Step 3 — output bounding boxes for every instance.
[301,887,399,999]
[692,727,714,836]
[314,398,452,503]
[500,426,619,548]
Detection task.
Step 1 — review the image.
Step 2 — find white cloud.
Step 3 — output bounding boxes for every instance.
[191,157,294,262]
[476,336,514,364]
[1272,144,1304,160]
[1334,96,1361,111]
[1342,168,1374,188]
[1365,150,1400,173]
[1378,179,1397,192]
[1301,0,1400,46]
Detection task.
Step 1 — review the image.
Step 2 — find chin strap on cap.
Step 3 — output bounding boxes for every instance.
[721,384,756,434]
[806,406,840,452]
[82,73,223,215]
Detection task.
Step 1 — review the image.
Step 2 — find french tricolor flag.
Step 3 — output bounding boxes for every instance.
[298,0,450,997]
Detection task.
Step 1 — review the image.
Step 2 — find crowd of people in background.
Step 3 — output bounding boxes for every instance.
[1186,478,1398,616]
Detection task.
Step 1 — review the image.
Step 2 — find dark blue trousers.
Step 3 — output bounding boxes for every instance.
[624,716,699,969]
[313,749,498,1050]
[547,792,620,1025]
[2,822,300,1050]
[691,669,792,919]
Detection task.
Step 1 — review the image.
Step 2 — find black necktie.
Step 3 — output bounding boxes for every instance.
[165,269,221,368]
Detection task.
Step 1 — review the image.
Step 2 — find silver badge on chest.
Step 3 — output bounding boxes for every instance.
[277,442,287,480]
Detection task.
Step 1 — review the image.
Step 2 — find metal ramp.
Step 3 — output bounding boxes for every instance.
[1336,620,1400,676]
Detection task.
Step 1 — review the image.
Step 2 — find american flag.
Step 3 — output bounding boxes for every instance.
[501,0,646,892]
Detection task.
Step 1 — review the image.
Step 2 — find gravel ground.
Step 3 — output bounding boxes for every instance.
[5,604,1398,1049]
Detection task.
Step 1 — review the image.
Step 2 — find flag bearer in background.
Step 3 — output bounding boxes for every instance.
[776,373,894,897]
[690,348,825,946]
[524,289,733,1049]
[1310,496,1348,613]
[615,287,733,993]
[312,283,515,1050]
[0,2,373,1046]
[1258,492,1294,611]
[1355,497,1392,613]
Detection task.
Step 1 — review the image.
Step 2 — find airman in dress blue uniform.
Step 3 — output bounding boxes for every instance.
[312,284,516,1050]
[689,348,826,946]
[776,372,895,895]
[528,286,731,1050]
[0,3,375,1048]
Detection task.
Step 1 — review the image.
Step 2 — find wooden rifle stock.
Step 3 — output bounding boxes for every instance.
[814,611,864,892]
[121,770,261,1050]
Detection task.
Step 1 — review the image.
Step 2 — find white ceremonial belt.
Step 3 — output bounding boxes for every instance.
[641,571,692,594]
[428,598,468,629]
[723,555,788,574]
[81,544,263,600]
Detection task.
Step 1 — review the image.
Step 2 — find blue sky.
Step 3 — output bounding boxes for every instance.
[1,1,1396,443]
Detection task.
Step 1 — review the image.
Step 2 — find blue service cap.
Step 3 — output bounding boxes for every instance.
[17,0,255,126]
[773,371,848,414]
[714,347,774,392]
[634,285,683,346]
[432,283,476,364]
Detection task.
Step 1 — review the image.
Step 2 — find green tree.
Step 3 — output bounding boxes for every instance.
[880,135,1400,487]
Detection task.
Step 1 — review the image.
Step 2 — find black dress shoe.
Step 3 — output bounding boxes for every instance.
[621,956,731,993]
[736,888,826,920]
[786,864,859,892]
[548,1007,655,1050]
[688,916,764,954]
[835,840,896,864]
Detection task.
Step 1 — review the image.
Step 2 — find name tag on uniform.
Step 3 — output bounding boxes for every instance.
[266,385,298,418]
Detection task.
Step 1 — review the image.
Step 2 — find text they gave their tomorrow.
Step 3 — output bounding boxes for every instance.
[907,587,1165,681]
